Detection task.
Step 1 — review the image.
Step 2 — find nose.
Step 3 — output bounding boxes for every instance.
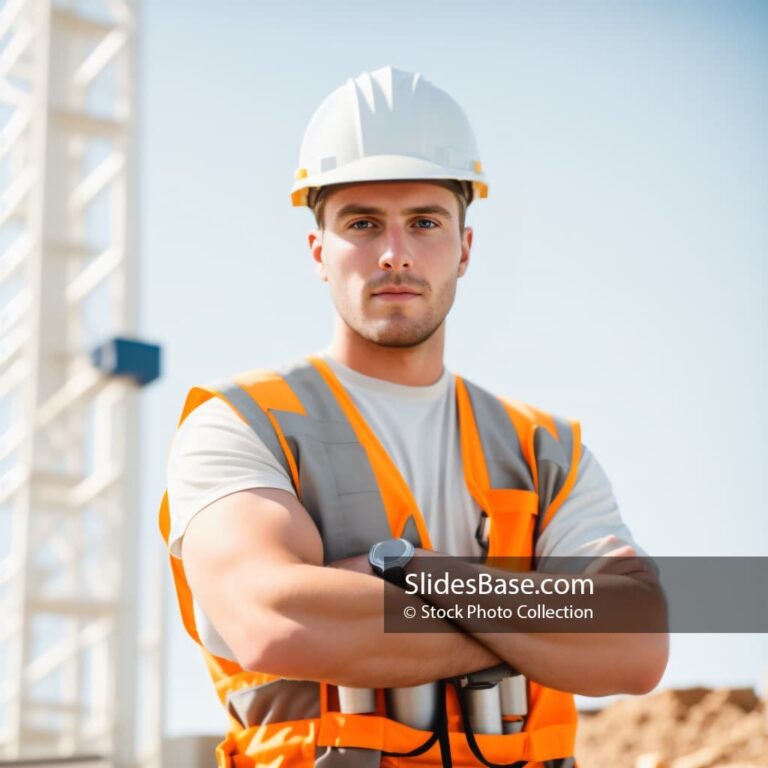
[378,227,412,272]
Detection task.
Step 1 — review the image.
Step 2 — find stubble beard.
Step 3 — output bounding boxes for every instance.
[338,279,457,349]
[355,312,442,348]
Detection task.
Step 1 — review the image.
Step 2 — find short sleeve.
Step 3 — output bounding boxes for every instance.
[166,396,296,557]
[535,445,648,566]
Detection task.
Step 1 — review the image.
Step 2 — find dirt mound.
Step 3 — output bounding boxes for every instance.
[576,688,767,767]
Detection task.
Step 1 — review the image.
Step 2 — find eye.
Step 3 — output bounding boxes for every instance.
[349,219,375,230]
[413,218,438,229]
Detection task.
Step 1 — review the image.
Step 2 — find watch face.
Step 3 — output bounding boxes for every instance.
[376,539,411,562]
[370,538,414,572]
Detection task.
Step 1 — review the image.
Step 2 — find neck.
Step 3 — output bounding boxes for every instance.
[327,320,446,386]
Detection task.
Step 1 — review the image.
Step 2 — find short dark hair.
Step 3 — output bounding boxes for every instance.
[310,179,471,233]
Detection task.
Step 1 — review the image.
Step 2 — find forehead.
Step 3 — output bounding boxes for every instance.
[323,180,459,215]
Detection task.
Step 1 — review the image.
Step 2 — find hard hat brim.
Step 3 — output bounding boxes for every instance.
[291,154,488,207]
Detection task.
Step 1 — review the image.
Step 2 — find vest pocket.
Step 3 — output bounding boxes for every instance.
[484,489,539,561]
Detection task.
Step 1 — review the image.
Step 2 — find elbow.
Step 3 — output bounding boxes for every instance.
[227,570,310,674]
[624,633,669,695]
[235,638,277,675]
[234,613,304,675]
[236,617,346,683]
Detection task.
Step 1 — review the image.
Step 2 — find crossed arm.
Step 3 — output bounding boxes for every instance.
[182,488,669,696]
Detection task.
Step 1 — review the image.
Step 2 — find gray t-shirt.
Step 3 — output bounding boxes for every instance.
[167,356,642,657]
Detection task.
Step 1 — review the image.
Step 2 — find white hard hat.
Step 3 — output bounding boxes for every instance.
[291,66,488,207]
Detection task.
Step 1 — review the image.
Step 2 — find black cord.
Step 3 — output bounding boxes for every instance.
[450,680,528,768]
[381,728,438,759]
[434,679,453,768]
[382,680,452,767]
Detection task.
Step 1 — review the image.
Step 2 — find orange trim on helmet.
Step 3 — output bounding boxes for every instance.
[473,180,489,199]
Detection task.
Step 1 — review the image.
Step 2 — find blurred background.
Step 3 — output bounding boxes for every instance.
[1,0,766,766]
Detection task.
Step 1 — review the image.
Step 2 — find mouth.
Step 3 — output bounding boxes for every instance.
[371,285,422,301]
[371,289,421,303]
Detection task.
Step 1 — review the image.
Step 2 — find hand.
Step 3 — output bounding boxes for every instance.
[588,538,660,585]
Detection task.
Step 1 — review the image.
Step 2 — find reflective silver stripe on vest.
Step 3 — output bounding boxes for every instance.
[213,380,293,481]
[463,380,534,491]
[279,360,348,421]
[227,679,320,729]
[400,516,420,547]
[272,360,420,562]
[551,414,574,476]
[315,747,382,767]
[533,422,572,514]
[532,416,579,554]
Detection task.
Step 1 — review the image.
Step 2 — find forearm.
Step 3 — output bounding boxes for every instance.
[481,629,668,696]
[240,561,500,687]
[405,557,669,696]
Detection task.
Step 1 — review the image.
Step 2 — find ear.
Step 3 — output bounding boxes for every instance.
[308,229,328,281]
[458,227,473,278]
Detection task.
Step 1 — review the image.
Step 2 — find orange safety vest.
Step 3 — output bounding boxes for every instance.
[159,356,582,768]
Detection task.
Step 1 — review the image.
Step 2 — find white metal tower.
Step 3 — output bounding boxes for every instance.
[0,1,160,766]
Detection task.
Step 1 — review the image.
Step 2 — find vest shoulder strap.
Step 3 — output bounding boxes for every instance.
[220,360,419,562]
[459,378,582,536]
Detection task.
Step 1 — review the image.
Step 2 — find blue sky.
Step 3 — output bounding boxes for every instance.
[136,0,768,735]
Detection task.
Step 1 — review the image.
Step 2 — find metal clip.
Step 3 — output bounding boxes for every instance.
[456,663,513,690]
[474,511,490,552]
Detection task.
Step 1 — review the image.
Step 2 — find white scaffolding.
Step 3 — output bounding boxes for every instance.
[0,1,160,766]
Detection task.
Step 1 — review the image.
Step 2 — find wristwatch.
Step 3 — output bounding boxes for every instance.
[368,538,415,588]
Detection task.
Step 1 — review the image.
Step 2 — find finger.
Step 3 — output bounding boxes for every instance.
[595,558,660,585]
[598,558,650,575]
[603,544,638,558]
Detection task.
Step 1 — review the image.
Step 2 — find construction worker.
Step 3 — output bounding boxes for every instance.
[160,66,668,767]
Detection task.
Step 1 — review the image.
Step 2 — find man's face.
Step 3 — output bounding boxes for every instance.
[309,181,473,348]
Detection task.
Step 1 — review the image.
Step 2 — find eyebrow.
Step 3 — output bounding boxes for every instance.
[334,204,453,222]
